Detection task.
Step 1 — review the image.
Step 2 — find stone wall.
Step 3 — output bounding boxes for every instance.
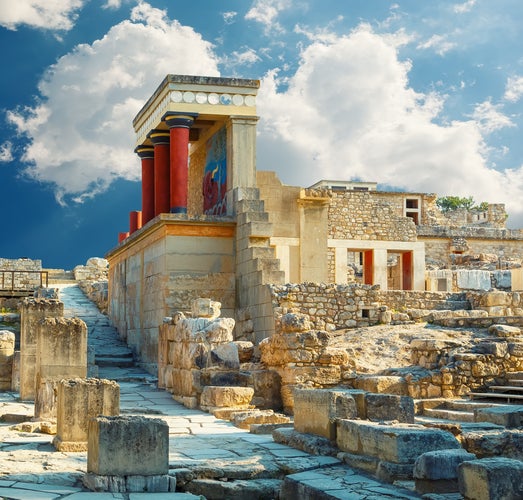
[406,325,523,398]
[328,191,417,242]
[259,313,352,414]
[0,258,45,292]
[0,258,42,271]
[269,283,385,331]
[107,217,236,373]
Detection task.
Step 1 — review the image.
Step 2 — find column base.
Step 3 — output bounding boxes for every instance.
[83,473,175,493]
[170,207,187,214]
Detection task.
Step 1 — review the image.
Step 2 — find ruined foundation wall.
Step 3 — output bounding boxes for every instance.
[270,283,384,331]
[407,332,523,398]
[419,235,523,263]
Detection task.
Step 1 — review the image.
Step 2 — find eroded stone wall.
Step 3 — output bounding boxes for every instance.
[328,191,417,242]
[270,283,385,331]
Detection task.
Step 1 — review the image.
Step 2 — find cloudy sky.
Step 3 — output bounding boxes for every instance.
[1,0,522,268]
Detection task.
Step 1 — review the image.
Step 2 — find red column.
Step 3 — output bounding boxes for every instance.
[363,250,374,285]
[134,145,155,225]
[163,112,198,214]
[118,232,130,243]
[129,210,142,234]
[147,129,170,216]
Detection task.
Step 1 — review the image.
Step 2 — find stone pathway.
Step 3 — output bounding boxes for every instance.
[0,284,423,499]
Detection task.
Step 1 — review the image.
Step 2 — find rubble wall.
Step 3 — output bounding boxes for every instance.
[328,191,417,242]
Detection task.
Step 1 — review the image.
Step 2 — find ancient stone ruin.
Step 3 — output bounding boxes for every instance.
[0,74,523,498]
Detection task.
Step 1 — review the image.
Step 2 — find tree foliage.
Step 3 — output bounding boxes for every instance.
[436,196,488,213]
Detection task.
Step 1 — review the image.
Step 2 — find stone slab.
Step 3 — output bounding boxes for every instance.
[458,457,523,500]
[337,420,461,464]
[474,405,523,428]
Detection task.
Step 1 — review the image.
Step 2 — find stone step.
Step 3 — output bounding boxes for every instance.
[487,385,523,393]
[469,392,523,401]
[95,356,135,368]
[423,407,475,422]
[438,399,504,412]
[507,379,523,386]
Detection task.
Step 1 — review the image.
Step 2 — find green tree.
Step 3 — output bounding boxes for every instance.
[436,196,488,213]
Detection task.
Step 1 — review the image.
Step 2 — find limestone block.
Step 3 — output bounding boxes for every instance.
[200,386,254,408]
[19,298,64,400]
[488,324,521,338]
[230,409,290,429]
[414,449,476,494]
[365,394,415,423]
[53,378,120,452]
[337,420,461,464]
[458,457,523,500]
[474,405,523,428]
[279,365,341,386]
[234,341,254,362]
[191,298,221,319]
[353,375,409,396]
[475,341,508,357]
[0,331,15,390]
[280,312,311,333]
[203,317,235,343]
[34,317,87,420]
[482,291,510,307]
[249,368,282,410]
[293,388,357,440]
[508,342,523,356]
[210,343,240,369]
[88,416,169,476]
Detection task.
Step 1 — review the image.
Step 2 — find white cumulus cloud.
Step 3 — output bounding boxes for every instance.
[256,24,523,226]
[471,100,514,134]
[0,0,85,31]
[7,2,219,204]
[504,75,523,102]
[245,0,292,33]
[0,142,13,162]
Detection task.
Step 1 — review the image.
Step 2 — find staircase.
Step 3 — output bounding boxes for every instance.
[418,398,506,423]
[55,283,154,382]
[468,372,523,403]
[46,269,76,285]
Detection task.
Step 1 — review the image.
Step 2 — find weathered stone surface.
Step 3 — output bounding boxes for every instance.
[365,393,415,424]
[280,313,311,333]
[230,410,290,429]
[234,341,254,362]
[353,375,408,396]
[337,420,461,464]
[186,478,281,500]
[191,298,221,319]
[87,416,169,476]
[210,343,240,369]
[293,388,357,440]
[53,378,120,452]
[461,429,523,460]
[200,386,254,409]
[19,298,64,400]
[414,449,476,480]
[474,405,523,429]
[458,457,523,500]
[82,473,171,493]
[0,330,15,390]
[488,324,521,338]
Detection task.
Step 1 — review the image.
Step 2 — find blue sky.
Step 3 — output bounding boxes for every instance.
[1,0,523,269]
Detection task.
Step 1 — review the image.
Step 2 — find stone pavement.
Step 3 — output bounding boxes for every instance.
[0,284,424,499]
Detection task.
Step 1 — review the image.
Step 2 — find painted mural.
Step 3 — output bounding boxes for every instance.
[203,126,227,215]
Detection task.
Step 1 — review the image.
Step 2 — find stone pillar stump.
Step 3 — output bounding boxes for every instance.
[53,378,120,451]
